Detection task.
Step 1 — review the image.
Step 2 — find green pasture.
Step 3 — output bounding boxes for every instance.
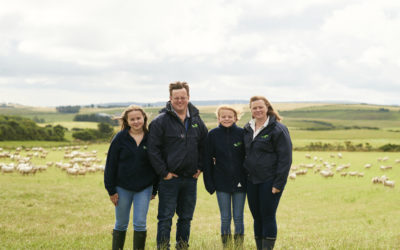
[1,147,399,249]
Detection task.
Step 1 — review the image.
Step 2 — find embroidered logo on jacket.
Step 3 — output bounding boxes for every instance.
[143,146,147,150]
[233,142,242,147]
[192,123,199,128]
[261,134,269,139]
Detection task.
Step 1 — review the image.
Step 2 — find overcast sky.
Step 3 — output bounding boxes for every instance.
[1,0,400,107]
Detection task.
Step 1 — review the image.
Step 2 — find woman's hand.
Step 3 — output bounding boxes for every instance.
[110,193,119,206]
[272,187,281,194]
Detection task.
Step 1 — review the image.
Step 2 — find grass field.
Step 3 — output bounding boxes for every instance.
[1,146,399,249]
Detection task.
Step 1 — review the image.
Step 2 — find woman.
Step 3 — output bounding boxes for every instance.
[243,96,292,250]
[104,105,158,250]
[203,105,247,248]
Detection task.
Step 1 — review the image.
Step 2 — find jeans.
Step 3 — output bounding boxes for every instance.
[157,176,197,248]
[247,180,283,239]
[114,185,153,232]
[216,191,246,235]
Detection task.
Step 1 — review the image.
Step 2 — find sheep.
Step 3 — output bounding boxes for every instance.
[395,159,400,164]
[295,169,308,175]
[313,156,318,161]
[330,154,335,158]
[305,164,315,169]
[371,177,380,184]
[305,153,311,159]
[320,170,334,178]
[382,156,389,162]
[348,171,358,176]
[1,165,14,173]
[340,172,348,177]
[364,163,372,169]
[66,168,79,176]
[383,180,395,188]
[289,172,296,180]
[380,165,392,171]
[337,153,343,159]
[357,172,364,177]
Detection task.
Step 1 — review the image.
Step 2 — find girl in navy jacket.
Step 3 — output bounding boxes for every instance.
[104,105,158,250]
[243,96,292,250]
[203,105,247,248]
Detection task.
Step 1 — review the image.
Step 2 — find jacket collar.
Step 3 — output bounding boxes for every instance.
[121,129,147,154]
[160,101,200,118]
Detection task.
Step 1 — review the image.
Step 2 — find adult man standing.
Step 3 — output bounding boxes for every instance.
[148,81,208,249]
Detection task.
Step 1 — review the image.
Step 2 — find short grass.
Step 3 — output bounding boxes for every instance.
[1,147,399,249]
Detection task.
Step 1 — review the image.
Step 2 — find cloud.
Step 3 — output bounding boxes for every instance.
[1,0,400,106]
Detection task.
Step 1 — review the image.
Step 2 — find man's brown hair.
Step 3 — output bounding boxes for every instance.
[169,81,190,96]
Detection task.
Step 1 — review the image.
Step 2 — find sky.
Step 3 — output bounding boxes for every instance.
[1,0,400,107]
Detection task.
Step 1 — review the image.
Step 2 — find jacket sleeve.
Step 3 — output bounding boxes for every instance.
[147,118,169,178]
[104,134,120,196]
[272,125,293,190]
[197,120,208,172]
[202,132,216,194]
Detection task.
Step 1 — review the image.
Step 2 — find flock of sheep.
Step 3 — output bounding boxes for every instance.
[289,153,398,188]
[0,146,105,176]
[1,146,398,189]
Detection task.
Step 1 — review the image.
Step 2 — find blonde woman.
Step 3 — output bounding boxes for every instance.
[243,96,292,250]
[104,105,158,250]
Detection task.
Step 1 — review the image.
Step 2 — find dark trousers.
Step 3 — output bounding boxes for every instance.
[157,176,197,248]
[247,180,283,239]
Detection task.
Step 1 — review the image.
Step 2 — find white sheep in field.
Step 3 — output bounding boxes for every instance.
[382,156,389,162]
[313,156,318,161]
[320,170,334,178]
[395,159,400,164]
[348,171,358,176]
[295,169,308,176]
[380,165,392,171]
[18,164,35,175]
[0,147,3,151]
[305,164,315,169]
[2,165,15,173]
[357,172,364,177]
[336,166,346,172]
[383,180,395,188]
[372,175,389,184]
[289,172,296,180]
[364,163,372,169]
[337,153,343,159]
[377,157,382,162]
[66,168,79,175]
[305,153,311,159]
[340,172,348,177]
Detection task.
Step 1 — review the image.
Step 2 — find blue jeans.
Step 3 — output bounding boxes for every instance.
[216,191,246,235]
[114,185,153,232]
[157,177,197,248]
[247,180,283,239]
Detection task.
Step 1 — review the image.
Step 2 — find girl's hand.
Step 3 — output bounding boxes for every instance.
[272,187,280,194]
[110,193,119,206]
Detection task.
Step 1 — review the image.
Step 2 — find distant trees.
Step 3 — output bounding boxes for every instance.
[56,105,81,113]
[72,122,114,141]
[0,115,66,141]
[73,113,118,126]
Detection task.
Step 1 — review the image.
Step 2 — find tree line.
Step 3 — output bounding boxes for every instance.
[0,115,66,141]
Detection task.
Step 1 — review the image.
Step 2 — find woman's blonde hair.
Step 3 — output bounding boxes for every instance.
[118,105,148,133]
[249,96,282,121]
[215,105,242,122]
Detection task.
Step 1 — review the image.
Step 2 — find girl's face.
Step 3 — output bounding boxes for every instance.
[250,100,268,120]
[218,109,236,128]
[127,110,144,132]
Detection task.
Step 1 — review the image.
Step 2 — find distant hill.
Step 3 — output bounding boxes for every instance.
[93,100,249,108]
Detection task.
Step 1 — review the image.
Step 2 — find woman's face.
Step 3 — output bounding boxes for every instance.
[127,110,144,132]
[218,109,236,128]
[250,100,268,120]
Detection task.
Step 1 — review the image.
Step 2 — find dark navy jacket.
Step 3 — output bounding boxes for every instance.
[203,124,247,194]
[243,115,292,190]
[147,102,208,178]
[104,129,158,196]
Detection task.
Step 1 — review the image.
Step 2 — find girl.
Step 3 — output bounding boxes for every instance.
[104,105,158,250]
[203,105,247,248]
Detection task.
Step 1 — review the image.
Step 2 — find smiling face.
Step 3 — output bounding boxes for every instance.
[250,99,268,121]
[170,88,189,113]
[218,108,236,128]
[127,110,144,132]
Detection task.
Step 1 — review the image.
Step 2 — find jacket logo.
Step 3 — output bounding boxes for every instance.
[192,123,199,128]
[143,146,147,150]
[261,134,269,139]
[233,142,242,147]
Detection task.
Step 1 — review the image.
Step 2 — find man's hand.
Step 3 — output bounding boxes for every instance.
[193,170,202,179]
[272,187,281,194]
[110,193,119,206]
[164,172,178,180]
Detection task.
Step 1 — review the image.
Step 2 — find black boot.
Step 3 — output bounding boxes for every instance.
[234,234,244,249]
[255,236,262,250]
[134,230,146,250]
[112,229,126,250]
[262,237,276,250]
[221,234,232,248]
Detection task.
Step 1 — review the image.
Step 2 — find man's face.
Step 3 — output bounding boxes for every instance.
[170,88,189,113]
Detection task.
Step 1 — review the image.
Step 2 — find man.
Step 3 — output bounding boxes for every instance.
[148,81,208,249]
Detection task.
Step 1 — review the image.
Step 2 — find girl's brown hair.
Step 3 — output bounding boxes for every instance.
[118,105,148,133]
[249,96,282,121]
